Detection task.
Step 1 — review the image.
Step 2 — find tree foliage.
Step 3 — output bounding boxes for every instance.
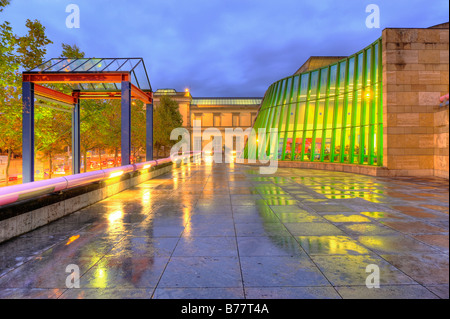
[154,96,183,157]
[0,16,52,184]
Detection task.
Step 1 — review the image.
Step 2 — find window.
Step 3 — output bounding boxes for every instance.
[214,114,221,127]
[232,114,240,127]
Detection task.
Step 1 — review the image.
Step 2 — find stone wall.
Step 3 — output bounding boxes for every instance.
[382,25,449,178]
[434,105,449,179]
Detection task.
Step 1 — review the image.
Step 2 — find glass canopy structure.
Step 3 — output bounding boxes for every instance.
[22,58,154,183]
[247,38,383,166]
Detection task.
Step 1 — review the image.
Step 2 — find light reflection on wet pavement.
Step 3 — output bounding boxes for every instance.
[0,162,448,299]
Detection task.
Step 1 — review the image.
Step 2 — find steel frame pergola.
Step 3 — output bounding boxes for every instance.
[22,58,154,183]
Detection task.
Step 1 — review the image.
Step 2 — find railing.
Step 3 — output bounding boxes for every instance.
[0,152,198,207]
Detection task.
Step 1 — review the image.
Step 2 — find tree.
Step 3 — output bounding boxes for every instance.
[0,17,52,184]
[60,43,84,59]
[0,0,10,13]
[131,100,146,163]
[153,96,183,158]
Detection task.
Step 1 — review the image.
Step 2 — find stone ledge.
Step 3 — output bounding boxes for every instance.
[0,160,185,244]
[238,160,448,180]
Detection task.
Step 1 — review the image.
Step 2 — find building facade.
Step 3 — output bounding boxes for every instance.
[153,89,261,150]
[247,22,449,179]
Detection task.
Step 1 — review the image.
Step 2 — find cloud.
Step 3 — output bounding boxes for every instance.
[2,0,449,97]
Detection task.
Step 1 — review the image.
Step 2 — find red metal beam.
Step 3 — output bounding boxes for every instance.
[131,83,153,104]
[34,83,76,105]
[78,92,122,99]
[23,72,130,84]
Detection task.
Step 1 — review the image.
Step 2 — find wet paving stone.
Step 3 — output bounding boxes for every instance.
[153,287,245,299]
[59,288,153,299]
[311,254,417,287]
[240,255,330,287]
[296,236,371,255]
[380,253,449,285]
[245,287,341,299]
[237,236,305,257]
[335,285,439,299]
[158,256,243,288]
[0,162,447,299]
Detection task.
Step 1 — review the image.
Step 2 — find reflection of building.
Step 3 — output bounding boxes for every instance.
[153,89,261,150]
[246,22,449,179]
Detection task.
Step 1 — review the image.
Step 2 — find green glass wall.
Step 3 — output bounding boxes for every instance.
[248,38,383,166]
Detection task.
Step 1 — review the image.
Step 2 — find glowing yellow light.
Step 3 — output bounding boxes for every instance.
[143,164,151,169]
[108,210,123,223]
[66,235,80,245]
[109,171,124,179]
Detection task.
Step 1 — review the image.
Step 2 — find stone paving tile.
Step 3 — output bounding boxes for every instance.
[295,236,371,255]
[240,256,330,287]
[311,254,417,287]
[245,287,341,299]
[153,287,245,299]
[380,253,449,286]
[59,288,152,299]
[173,237,238,257]
[335,285,439,299]
[157,256,243,288]
[0,288,63,299]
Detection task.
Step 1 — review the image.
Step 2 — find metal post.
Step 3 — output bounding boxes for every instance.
[72,93,81,174]
[121,81,132,166]
[146,102,153,161]
[22,81,35,183]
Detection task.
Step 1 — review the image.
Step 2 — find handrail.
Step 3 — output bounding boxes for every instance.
[0,152,200,207]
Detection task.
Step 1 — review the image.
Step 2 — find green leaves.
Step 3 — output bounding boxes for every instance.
[154,96,183,156]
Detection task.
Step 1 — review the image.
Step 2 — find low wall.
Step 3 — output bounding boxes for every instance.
[0,157,191,244]
[434,105,449,179]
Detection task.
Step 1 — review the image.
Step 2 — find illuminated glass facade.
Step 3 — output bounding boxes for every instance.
[248,38,383,166]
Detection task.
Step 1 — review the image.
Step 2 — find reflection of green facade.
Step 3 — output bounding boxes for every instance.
[248,38,383,166]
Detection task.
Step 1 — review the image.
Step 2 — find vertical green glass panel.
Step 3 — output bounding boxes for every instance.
[306,102,316,130]
[356,53,364,90]
[316,100,326,131]
[363,125,369,164]
[329,65,338,96]
[309,71,319,101]
[319,68,328,97]
[278,132,285,159]
[294,135,303,160]
[339,61,347,92]
[354,127,361,158]
[335,95,345,128]
[279,105,289,132]
[347,58,355,92]
[334,128,342,162]
[284,131,295,160]
[364,92,370,125]
[276,80,286,106]
[355,90,362,126]
[304,130,313,161]
[326,97,335,127]
[283,78,292,105]
[374,43,380,83]
[296,102,306,131]
[287,103,297,131]
[323,130,332,162]
[271,82,281,106]
[365,48,372,86]
[299,73,309,101]
[344,132,351,163]
[271,106,281,130]
[344,93,353,128]
[291,76,300,104]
